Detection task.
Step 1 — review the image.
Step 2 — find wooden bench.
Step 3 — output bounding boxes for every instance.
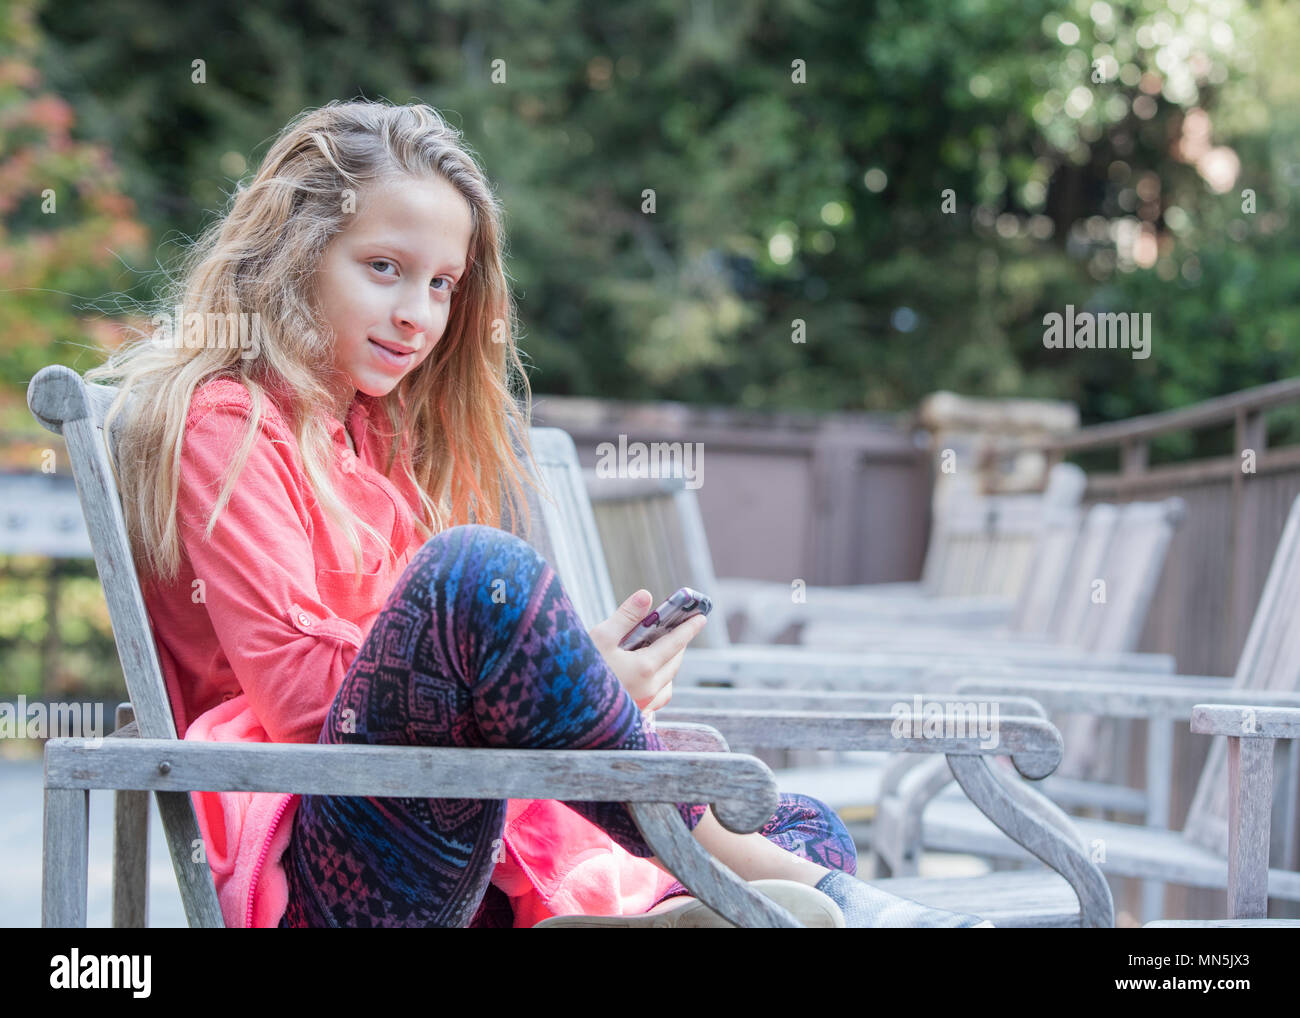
[878,495,1300,920]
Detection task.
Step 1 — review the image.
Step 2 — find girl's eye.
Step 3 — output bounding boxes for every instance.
[369,260,456,294]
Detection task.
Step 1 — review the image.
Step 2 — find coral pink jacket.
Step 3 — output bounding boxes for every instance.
[142,377,679,928]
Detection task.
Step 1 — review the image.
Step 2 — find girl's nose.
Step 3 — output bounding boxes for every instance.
[392,300,434,336]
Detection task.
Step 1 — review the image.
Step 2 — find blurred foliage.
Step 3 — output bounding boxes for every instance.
[0,558,123,698]
[0,0,148,466]
[15,0,1298,425]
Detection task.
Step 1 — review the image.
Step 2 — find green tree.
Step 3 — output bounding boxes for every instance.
[25,0,1300,426]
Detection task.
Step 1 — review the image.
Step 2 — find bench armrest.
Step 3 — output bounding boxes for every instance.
[654,702,1113,926]
[43,738,800,929]
[1189,704,1300,919]
[955,677,1300,721]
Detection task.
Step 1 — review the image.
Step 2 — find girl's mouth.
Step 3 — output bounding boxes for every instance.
[368,338,415,368]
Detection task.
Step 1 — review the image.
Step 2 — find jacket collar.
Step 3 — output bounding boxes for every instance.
[326,392,374,451]
[260,375,375,452]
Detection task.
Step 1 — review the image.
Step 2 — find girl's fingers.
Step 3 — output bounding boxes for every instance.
[589,590,655,653]
[638,613,708,671]
[637,648,683,711]
[645,680,673,713]
[650,645,687,690]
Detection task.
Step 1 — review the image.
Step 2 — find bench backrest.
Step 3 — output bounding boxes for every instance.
[523,429,619,629]
[1047,503,1121,647]
[1078,498,1186,655]
[1054,497,1185,781]
[27,365,226,927]
[583,465,1092,650]
[584,474,731,648]
[922,462,1087,598]
[1006,505,1082,637]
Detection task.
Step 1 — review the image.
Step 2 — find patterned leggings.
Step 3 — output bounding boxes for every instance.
[279,524,856,927]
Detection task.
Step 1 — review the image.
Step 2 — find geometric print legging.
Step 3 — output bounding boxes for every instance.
[279,524,856,927]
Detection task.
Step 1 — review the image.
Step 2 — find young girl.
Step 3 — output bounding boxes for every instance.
[88,99,992,928]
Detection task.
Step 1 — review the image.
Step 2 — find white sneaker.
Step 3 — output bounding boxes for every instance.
[533,879,846,928]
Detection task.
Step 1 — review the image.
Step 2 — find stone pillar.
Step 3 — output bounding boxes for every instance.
[917,391,1079,516]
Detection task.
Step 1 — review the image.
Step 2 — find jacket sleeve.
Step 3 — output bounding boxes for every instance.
[175,399,363,744]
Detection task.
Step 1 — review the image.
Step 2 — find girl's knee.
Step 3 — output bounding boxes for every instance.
[403,524,550,626]
[416,523,537,560]
[776,792,859,874]
[781,791,837,823]
[407,524,543,582]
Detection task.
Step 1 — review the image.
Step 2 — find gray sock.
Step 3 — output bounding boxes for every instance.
[815,870,991,928]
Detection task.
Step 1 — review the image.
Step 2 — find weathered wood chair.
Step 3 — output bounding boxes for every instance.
[875,493,1300,921]
[588,476,1069,647]
[712,501,1092,650]
[30,364,1094,927]
[581,470,1180,822]
[796,495,1184,830]
[714,462,1088,642]
[799,495,1187,805]
[584,474,1175,683]
[799,498,1184,658]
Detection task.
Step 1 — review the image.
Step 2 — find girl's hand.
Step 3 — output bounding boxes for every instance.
[587,589,708,711]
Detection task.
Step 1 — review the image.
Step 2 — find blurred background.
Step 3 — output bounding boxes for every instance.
[2,0,1299,923]
[5,0,1299,702]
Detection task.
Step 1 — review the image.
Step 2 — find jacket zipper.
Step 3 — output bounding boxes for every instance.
[245,795,294,928]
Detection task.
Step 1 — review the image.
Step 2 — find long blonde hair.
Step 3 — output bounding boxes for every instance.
[87,99,538,582]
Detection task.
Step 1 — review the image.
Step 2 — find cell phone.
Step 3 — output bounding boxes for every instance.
[618,586,712,651]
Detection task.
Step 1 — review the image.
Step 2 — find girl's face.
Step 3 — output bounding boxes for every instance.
[314,173,474,414]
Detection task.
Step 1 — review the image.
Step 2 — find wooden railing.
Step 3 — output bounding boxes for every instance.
[1019,377,1300,679]
[532,395,934,589]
